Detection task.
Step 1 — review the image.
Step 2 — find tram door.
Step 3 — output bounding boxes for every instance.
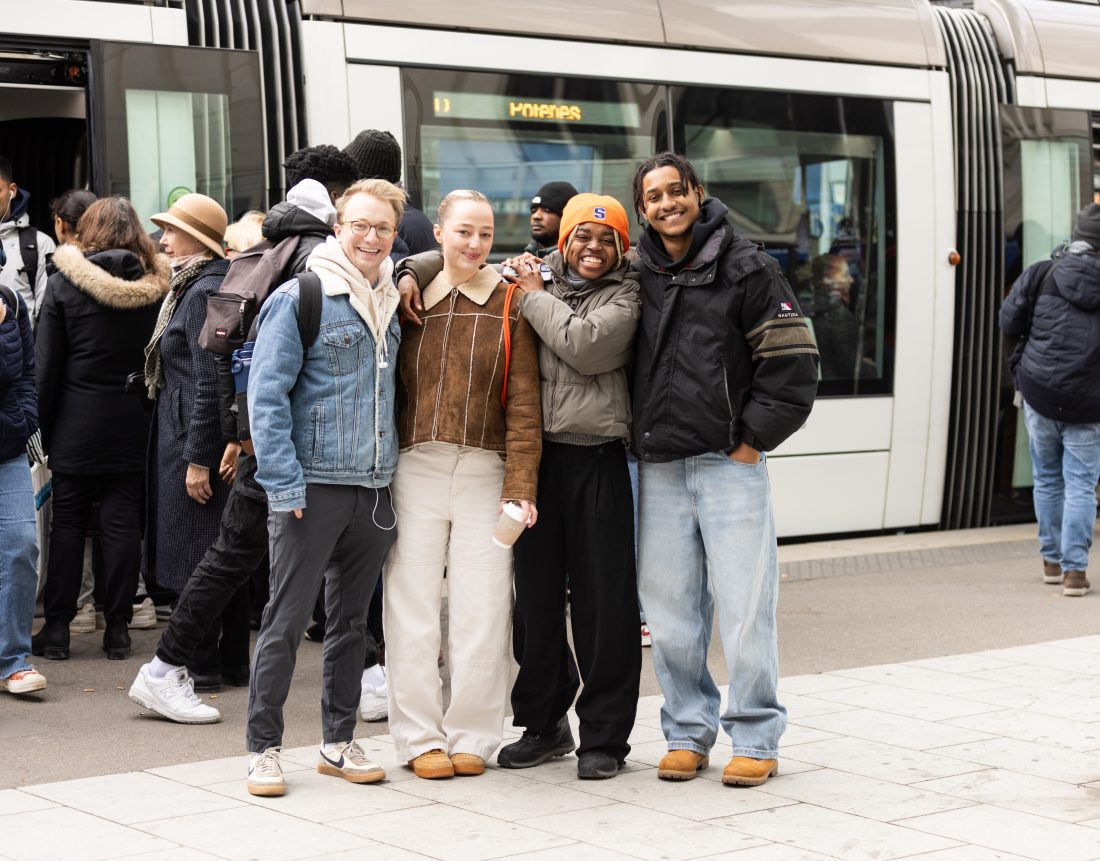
[88,41,266,228]
[993,106,1093,522]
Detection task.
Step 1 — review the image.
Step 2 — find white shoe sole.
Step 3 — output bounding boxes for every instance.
[317,761,385,783]
[128,678,221,724]
[1,677,47,694]
[247,781,286,797]
[1044,575,1063,584]
[360,705,388,722]
[1064,587,1090,597]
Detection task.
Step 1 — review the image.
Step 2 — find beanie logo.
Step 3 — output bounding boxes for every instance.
[594,207,606,219]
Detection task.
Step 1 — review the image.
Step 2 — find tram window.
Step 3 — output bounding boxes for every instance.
[672,89,895,397]
[401,68,667,258]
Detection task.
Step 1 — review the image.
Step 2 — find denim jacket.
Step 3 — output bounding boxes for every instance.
[248,276,401,511]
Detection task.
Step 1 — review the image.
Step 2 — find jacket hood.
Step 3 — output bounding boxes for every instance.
[0,188,31,232]
[53,243,170,309]
[1052,247,1100,312]
[638,197,730,274]
[543,248,631,297]
[262,202,332,245]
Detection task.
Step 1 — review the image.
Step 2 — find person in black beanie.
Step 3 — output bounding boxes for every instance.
[525,181,578,256]
[343,129,437,259]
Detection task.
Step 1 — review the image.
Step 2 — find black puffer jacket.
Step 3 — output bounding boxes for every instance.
[0,283,36,462]
[1000,244,1100,422]
[632,198,819,461]
[35,245,168,472]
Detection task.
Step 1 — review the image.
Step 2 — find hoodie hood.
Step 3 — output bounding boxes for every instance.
[543,248,630,298]
[307,235,399,347]
[262,179,337,244]
[53,243,170,309]
[0,188,31,231]
[638,197,731,274]
[1052,246,1100,312]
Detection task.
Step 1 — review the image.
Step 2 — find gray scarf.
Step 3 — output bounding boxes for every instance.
[143,258,210,399]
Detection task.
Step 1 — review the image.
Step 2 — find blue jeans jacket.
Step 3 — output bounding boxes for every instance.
[249,278,401,511]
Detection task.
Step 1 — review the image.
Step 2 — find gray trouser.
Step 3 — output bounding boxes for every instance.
[246,483,397,752]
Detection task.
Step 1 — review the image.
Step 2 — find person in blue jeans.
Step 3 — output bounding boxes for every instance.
[1000,203,1100,597]
[629,153,818,787]
[0,281,46,695]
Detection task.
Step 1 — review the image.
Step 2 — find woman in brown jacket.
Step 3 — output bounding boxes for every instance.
[385,189,541,780]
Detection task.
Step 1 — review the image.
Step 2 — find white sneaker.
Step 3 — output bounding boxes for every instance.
[129,598,157,630]
[317,740,385,784]
[359,675,388,722]
[129,663,221,724]
[70,604,96,634]
[0,667,47,694]
[248,748,286,796]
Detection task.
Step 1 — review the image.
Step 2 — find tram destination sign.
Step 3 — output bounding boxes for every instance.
[433,92,640,128]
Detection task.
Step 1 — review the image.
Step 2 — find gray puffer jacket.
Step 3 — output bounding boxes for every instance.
[519,251,639,440]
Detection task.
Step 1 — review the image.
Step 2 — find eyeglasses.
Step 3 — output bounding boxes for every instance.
[342,220,395,239]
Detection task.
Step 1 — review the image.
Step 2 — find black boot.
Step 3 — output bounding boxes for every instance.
[103,619,131,660]
[497,715,576,768]
[31,619,70,660]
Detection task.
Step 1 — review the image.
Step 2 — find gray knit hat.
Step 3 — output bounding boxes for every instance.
[1073,203,1100,248]
[343,129,402,184]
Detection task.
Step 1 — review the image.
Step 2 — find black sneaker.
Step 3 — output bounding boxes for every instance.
[577,751,624,780]
[497,716,575,768]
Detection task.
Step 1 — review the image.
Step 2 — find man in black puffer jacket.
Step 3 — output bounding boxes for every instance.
[630,153,818,789]
[129,147,357,723]
[999,203,1100,599]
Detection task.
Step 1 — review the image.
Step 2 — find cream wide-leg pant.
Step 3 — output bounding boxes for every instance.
[384,442,515,763]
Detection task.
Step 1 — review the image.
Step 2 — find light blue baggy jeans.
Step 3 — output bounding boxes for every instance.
[0,455,39,679]
[1023,402,1100,573]
[637,451,785,758]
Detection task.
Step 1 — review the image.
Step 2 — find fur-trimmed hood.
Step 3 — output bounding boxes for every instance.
[52,243,170,309]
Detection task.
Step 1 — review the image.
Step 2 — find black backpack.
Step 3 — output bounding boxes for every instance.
[17,226,38,293]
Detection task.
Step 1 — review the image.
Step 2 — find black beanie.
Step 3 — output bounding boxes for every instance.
[530,181,578,216]
[344,129,402,183]
[1073,203,1100,248]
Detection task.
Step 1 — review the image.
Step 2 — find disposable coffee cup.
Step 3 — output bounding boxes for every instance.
[492,502,527,548]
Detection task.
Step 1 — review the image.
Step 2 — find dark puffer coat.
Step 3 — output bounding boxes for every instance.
[1000,245,1100,423]
[35,244,168,472]
[0,284,36,462]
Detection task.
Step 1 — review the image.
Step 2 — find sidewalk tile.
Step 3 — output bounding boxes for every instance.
[332,804,573,860]
[977,644,1100,677]
[523,801,766,860]
[698,846,836,861]
[0,807,175,861]
[754,768,974,821]
[388,768,615,821]
[830,663,1008,696]
[21,772,244,824]
[135,806,373,860]
[946,708,1100,751]
[564,767,798,821]
[897,848,1035,860]
[0,789,56,816]
[953,685,1100,723]
[814,683,1004,721]
[929,737,1100,784]
[779,674,870,696]
[898,803,1100,861]
[147,754,308,787]
[780,692,861,721]
[795,708,993,751]
[970,664,1100,694]
[496,846,638,860]
[105,850,225,861]
[779,737,985,784]
[905,654,1018,674]
[711,803,960,860]
[204,769,432,821]
[299,847,440,861]
[914,768,1100,823]
[778,725,839,747]
[1045,635,1100,655]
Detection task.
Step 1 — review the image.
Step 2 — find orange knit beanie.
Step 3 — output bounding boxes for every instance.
[557,193,631,256]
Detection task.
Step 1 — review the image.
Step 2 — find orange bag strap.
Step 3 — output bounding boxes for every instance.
[500,282,519,409]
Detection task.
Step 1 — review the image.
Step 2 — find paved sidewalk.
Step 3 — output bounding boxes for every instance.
[6,635,1100,860]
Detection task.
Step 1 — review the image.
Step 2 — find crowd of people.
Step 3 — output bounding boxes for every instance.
[0,138,824,796]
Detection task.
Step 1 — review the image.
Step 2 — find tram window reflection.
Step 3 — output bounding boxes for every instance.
[674,89,895,397]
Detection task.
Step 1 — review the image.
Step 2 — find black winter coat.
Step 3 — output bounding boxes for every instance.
[632,199,819,461]
[999,245,1100,423]
[0,283,36,462]
[35,245,168,473]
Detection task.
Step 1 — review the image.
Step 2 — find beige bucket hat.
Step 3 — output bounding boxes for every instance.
[151,193,228,258]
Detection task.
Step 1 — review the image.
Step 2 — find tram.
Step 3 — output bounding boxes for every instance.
[3,0,1098,538]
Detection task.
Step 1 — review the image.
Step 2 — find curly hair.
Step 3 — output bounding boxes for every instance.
[630,151,702,224]
[283,145,359,198]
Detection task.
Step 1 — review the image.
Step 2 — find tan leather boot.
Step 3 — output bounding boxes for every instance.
[722,757,778,786]
[657,750,709,780]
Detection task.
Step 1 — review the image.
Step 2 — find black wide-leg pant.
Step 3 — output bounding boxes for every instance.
[511,439,641,760]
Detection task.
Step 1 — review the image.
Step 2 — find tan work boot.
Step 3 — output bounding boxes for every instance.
[1063,570,1090,597]
[657,750,709,780]
[450,753,486,776]
[722,756,779,786]
[410,749,454,779]
[1043,559,1062,584]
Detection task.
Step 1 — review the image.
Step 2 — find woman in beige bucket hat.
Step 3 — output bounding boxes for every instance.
[142,192,248,689]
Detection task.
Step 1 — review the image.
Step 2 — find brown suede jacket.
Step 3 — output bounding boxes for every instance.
[397,265,541,502]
